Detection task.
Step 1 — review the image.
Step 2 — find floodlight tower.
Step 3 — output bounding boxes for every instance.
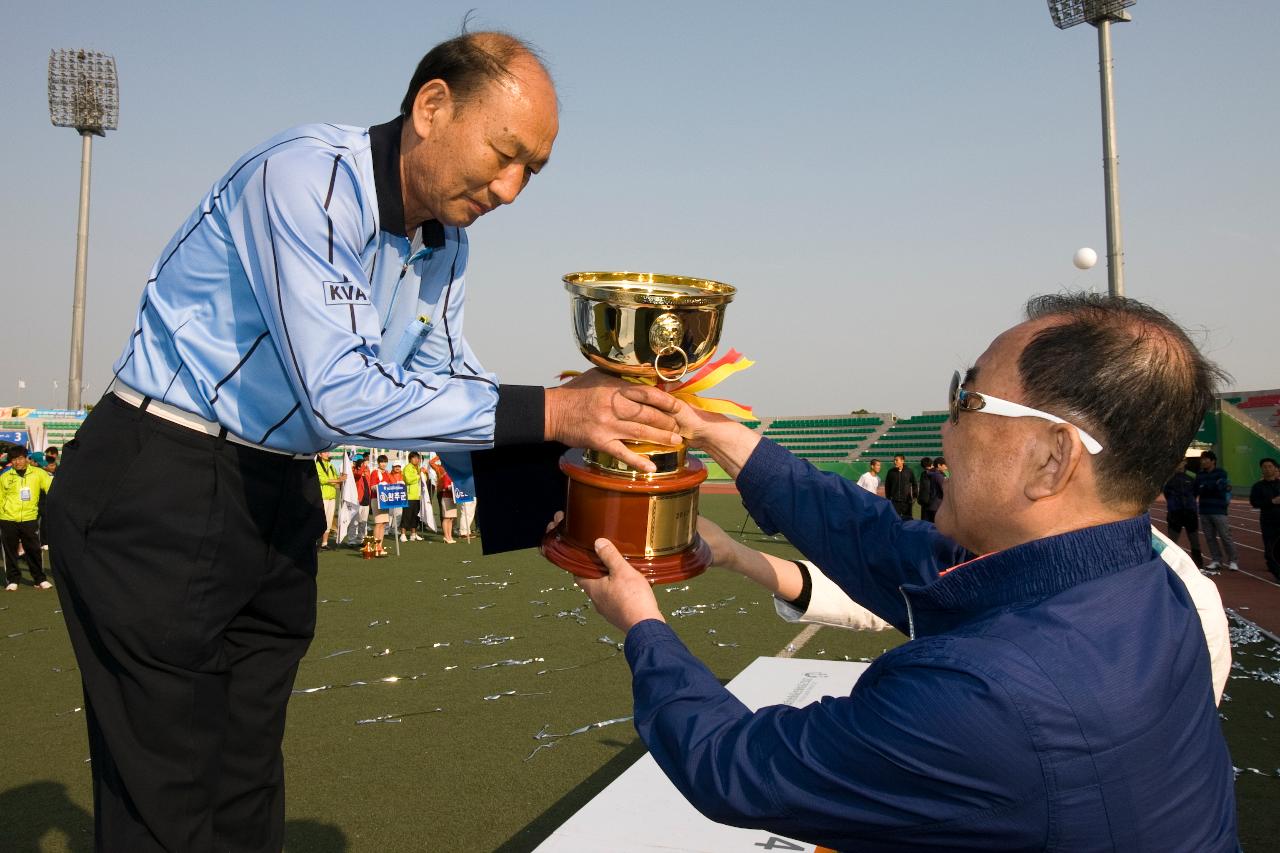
[48,49,118,411]
[1047,0,1133,297]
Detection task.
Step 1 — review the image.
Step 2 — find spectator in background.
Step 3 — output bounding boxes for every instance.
[368,455,393,558]
[855,459,881,495]
[923,456,946,522]
[1196,450,1238,570]
[457,491,477,544]
[2,446,54,591]
[1163,457,1204,569]
[346,458,372,547]
[402,452,425,541]
[883,454,916,520]
[315,450,343,551]
[431,455,457,544]
[917,457,937,522]
[1250,457,1280,581]
[45,447,59,466]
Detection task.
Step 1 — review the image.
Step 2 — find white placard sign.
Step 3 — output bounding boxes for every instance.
[534,656,869,853]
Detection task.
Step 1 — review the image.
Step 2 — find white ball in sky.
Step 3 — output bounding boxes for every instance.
[1073,248,1098,270]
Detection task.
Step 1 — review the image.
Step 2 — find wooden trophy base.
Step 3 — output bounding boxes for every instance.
[541,448,711,585]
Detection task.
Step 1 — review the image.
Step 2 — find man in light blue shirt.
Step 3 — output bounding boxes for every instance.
[48,31,680,852]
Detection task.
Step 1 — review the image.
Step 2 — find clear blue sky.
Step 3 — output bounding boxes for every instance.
[2,1,1276,417]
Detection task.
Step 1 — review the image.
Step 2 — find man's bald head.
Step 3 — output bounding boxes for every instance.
[1017,293,1228,510]
[401,31,555,118]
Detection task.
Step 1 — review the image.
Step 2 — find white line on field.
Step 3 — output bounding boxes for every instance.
[777,624,821,658]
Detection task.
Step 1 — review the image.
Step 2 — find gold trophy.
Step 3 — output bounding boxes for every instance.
[541,271,736,584]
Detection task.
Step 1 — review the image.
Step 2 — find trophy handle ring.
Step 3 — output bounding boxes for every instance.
[653,346,689,383]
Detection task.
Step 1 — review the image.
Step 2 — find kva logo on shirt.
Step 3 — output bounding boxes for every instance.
[322,281,369,306]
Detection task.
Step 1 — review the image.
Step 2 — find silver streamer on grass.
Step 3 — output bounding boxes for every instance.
[6,627,49,639]
[524,716,634,761]
[293,673,429,695]
[668,595,738,620]
[373,641,451,657]
[475,603,497,611]
[356,707,444,726]
[554,606,589,625]
[536,637,623,675]
[484,690,550,701]
[707,628,739,648]
[473,658,545,670]
[465,634,515,646]
[319,597,353,604]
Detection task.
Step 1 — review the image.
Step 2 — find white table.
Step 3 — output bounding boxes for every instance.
[534,656,869,853]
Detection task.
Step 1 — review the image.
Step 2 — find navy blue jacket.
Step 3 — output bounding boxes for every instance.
[1195,467,1233,515]
[1163,470,1198,514]
[625,438,1236,851]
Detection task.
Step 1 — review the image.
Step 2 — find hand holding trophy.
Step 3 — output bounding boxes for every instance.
[541,271,736,585]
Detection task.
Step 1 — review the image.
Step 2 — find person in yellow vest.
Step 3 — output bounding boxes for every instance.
[400,452,424,542]
[2,446,54,591]
[314,451,343,551]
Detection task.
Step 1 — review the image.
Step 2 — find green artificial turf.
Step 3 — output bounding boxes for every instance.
[3,493,1278,851]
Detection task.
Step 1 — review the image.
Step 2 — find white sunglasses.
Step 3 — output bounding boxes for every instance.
[949,371,1104,455]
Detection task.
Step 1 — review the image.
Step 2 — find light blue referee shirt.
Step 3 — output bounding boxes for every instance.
[113,117,544,454]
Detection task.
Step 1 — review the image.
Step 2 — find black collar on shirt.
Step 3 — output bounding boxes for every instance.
[368,115,446,248]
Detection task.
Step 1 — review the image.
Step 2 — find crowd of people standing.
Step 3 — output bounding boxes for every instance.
[313,449,475,556]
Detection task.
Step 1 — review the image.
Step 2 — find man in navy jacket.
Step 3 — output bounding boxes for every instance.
[1196,450,1239,570]
[577,294,1237,851]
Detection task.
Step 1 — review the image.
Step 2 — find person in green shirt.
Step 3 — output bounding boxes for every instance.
[2,446,54,590]
[314,451,343,551]
[400,452,425,542]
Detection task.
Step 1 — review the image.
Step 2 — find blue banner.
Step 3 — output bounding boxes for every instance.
[376,482,409,509]
[0,431,29,445]
[438,451,476,504]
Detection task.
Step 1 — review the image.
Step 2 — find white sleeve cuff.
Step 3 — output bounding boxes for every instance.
[772,560,895,632]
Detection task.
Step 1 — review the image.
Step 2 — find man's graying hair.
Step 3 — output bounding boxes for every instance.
[400,28,550,117]
[1019,293,1229,510]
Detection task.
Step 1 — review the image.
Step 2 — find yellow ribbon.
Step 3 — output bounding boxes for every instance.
[558,349,755,420]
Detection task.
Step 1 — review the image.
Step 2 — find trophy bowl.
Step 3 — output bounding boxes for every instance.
[543,271,737,585]
[565,271,735,382]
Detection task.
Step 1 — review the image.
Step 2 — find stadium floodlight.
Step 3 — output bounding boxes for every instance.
[48,49,118,410]
[1047,1,1132,298]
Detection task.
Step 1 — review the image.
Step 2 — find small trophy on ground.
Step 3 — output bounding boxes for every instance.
[541,271,736,585]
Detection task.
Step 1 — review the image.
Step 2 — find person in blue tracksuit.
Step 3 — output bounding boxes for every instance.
[46,31,681,852]
[577,293,1237,852]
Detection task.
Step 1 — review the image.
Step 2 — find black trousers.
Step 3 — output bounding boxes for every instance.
[891,500,913,521]
[1262,521,1280,579]
[401,498,420,531]
[1166,509,1204,567]
[47,394,325,852]
[1,518,46,584]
